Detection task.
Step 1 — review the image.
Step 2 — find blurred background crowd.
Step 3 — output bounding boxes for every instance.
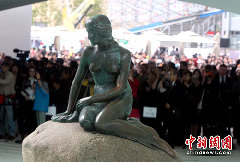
[0,47,240,149]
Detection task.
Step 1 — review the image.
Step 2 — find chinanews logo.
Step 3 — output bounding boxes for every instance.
[185,135,232,156]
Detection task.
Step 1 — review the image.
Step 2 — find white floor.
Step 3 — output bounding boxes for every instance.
[1,139,240,162]
[0,139,22,162]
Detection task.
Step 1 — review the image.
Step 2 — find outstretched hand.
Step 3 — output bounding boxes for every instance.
[51,111,71,121]
[51,110,79,123]
[51,96,92,122]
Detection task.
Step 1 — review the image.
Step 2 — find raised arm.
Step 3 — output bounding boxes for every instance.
[65,47,91,114]
[87,51,131,103]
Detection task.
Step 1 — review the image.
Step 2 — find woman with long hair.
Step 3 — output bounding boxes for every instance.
[17,66,37,143]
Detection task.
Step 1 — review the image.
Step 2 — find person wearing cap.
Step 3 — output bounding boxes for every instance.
[0,62,16,140]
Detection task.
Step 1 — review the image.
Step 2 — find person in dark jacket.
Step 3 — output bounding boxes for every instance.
[181,70,193,146]
[214,64,234,137]
[140,70,161,134]
[202,72,219,137]
[53,68,72,114]
[157,69,171,140]
[137,64,148,94]
[189,70,203,137]
[232,67,240,144]
[165,68,184,148]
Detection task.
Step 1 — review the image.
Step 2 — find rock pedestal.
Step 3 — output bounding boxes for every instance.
[22,121,182,162]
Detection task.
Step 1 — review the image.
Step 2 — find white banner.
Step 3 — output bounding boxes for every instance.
[143,106,157,118]
[46,105,56,116]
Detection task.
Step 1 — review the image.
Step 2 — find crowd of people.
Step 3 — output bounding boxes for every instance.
[129,60,240,148]
[0,47,240,149]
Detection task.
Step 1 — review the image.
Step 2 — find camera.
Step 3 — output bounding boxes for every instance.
[13,48,30,60]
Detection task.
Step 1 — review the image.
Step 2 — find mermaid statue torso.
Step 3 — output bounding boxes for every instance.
[90,47,132,113]
[51,15,176,158]
[90,46,131,99]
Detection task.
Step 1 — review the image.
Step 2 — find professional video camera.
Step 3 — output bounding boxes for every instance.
[13,48,30,60]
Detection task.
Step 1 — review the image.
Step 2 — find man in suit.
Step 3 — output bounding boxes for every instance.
[214,64,233,137]
[232,67,240,144]
[165,68,184,148]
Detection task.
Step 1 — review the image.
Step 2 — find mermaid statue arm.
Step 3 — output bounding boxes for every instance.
[87,50,131,104]
[63,47,90,114]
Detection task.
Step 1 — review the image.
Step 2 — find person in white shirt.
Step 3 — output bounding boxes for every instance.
[16,67,37,143]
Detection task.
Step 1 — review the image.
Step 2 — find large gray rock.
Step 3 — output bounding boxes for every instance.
[22,121,183,162]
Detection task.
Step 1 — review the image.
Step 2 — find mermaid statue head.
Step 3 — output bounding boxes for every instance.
[85,15,117,49]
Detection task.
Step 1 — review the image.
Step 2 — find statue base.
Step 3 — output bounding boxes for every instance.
[22,121,183,162]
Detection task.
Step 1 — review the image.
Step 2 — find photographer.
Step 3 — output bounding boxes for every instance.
[0,62,17,140]
[33,70,49,126]
[17,67,37,143]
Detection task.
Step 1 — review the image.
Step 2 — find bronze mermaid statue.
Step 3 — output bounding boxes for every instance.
[51,15,176,158]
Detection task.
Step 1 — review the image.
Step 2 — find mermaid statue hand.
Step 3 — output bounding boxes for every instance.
[76,96,92,109]
[51,110,71,121]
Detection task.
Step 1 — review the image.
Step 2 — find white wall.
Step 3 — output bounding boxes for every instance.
[0,5,32,58]
[221,12,230,38]
[231,17,240,31]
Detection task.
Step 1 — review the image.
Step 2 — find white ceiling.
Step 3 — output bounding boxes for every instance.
[180,0,240,15]
[0,0,46,11]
